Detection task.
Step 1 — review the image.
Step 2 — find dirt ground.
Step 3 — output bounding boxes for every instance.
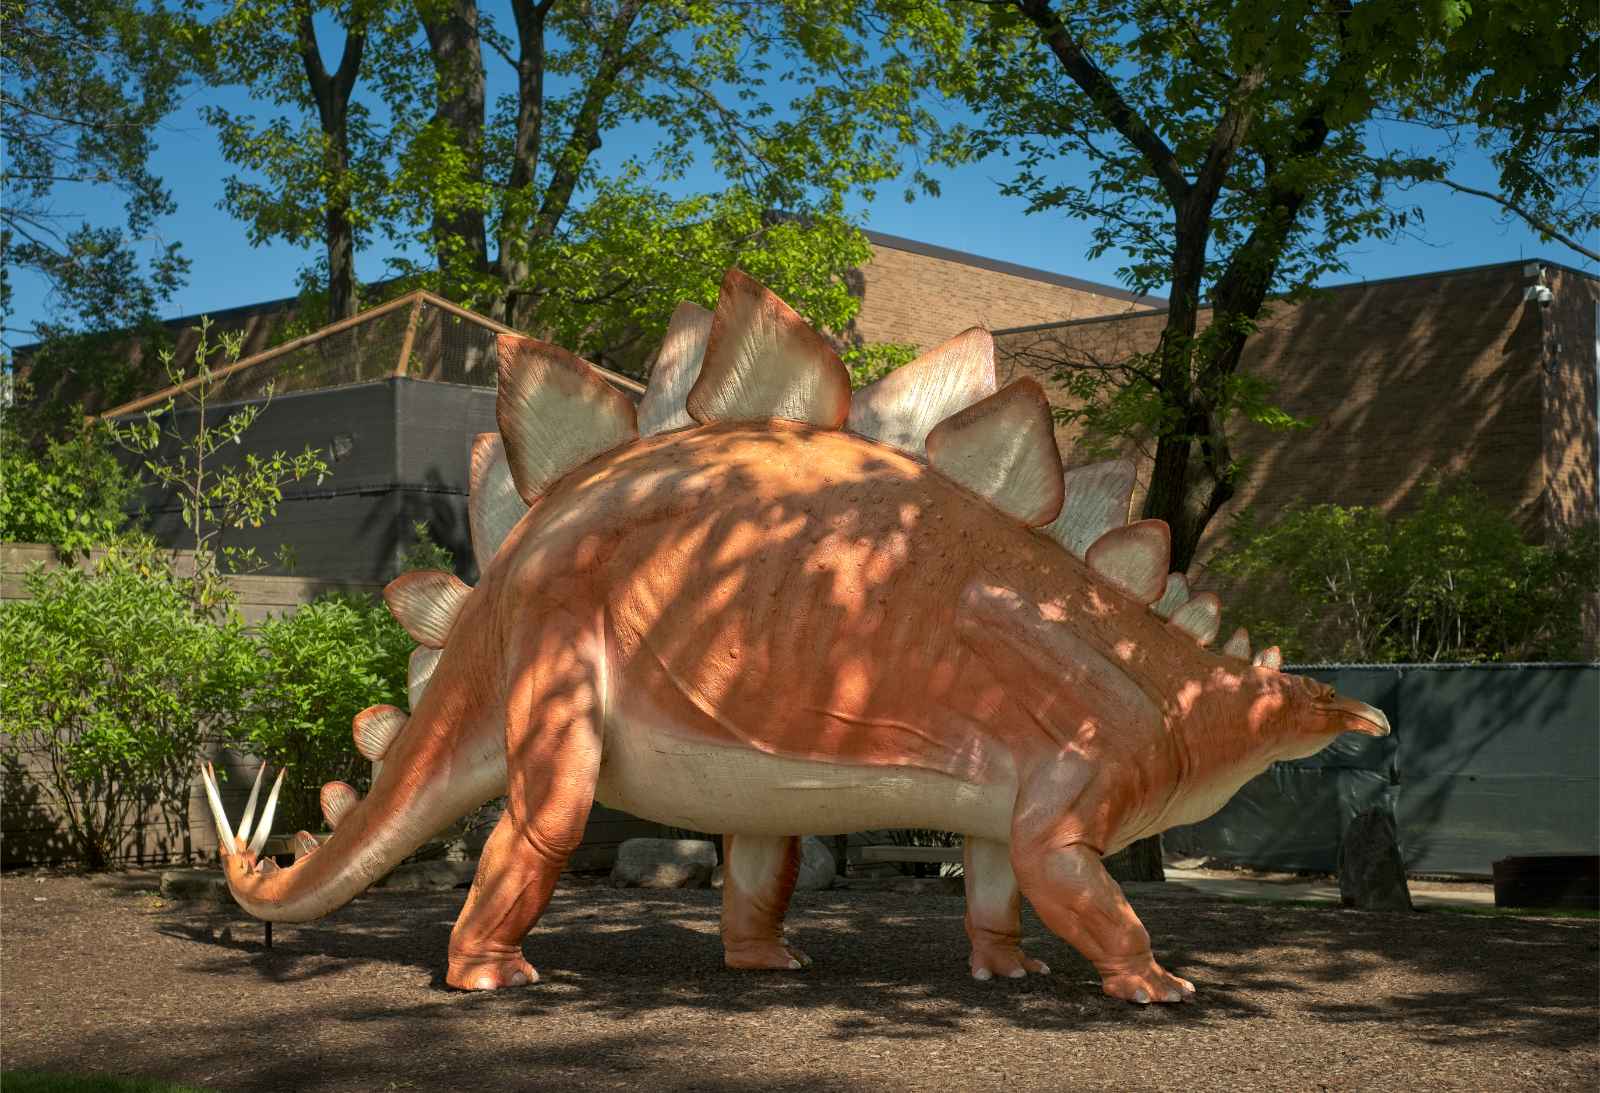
[3,870,1596,1092]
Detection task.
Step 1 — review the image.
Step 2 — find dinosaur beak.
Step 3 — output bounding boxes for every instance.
[1315,697,1390,737]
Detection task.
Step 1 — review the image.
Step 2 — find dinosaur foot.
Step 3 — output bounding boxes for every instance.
[1100,959,1195,1005]
[446,952,539,991]
[969,943,1050,981]
[724,940,812,971]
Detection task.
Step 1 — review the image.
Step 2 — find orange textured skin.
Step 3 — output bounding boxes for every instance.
[217,418,1387,1003]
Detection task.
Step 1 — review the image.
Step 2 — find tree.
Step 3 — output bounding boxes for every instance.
[1212,483,1600,663]
[844,0,1593,881]
[108,319,331,611]
[196,0,419,321]
[864,1,1595,572]
[1,0,191,344]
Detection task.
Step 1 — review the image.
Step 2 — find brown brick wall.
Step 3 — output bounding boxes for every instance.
[1542,267,1599,533]
[995,261,1576,570]
[847,235,1157,352]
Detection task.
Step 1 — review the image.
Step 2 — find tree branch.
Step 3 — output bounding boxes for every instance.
[1434,176,1599,262]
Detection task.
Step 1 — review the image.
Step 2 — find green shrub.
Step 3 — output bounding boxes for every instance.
[1211,481,1600,663]
[0,424,141,554]
[241,594,412,833]
[0,545,259,866]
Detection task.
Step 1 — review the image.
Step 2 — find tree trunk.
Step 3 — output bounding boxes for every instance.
[419,0,490,285]
[1103,837,1165,883]
[297,12,367,320]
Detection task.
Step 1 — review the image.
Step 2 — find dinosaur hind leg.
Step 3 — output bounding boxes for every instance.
[446,616,604,991]
[721,834,810,970]
[963,836,1049,980]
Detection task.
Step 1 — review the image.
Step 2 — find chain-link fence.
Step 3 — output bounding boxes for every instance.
[99,291,643,419]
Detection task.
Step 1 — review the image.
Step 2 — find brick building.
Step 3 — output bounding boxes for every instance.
[993,259,1599,565]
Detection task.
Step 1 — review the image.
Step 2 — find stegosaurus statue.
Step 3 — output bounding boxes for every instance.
[203,269,1388,1004]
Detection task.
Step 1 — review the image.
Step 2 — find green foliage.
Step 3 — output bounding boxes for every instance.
[108,318,331,609]
[0,543,259,867]
[842,341,919,389]
[0,413,141,554]
[399,519,457,573]
[242,593,412,833]
[1,0,191,341]
[1211,482,1600,664]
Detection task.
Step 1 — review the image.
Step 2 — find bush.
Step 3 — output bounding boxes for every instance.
[0,545,259,866]
[0,424,142,554]
[1211,481,1600,663]
[241,594,413,833]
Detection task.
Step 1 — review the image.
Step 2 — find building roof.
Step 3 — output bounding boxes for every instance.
[861,229,1163,306]
[992,256,1596,337]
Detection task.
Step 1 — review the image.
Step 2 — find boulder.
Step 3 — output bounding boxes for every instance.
[159,868,230,902]
[796,836,837,891]
[611,838,718,889]
[1339,807,1413,912]
[376,859,477,891]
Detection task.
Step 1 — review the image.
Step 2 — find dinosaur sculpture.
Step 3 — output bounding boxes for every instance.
[203,268,1389,1004]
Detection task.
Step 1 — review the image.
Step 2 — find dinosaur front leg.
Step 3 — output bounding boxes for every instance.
[1010,840,1194,1004]
[721,834,810,970]
[963,836,1049,980]
[446,613,604,991]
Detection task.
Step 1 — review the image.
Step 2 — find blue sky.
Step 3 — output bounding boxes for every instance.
[7,13,1592,337]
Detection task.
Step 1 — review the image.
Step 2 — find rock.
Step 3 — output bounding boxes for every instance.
[376,859,477,891]
[159,869,230,902]
[610,838,718,889]
[1340,807,1413,912]
[796,836,837,891]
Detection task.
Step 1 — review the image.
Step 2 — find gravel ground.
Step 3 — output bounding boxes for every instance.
[3,870,1596,1092]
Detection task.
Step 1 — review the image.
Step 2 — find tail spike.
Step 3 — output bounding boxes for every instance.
[199,762,235,851]
[246,769,285,857]
[1222,627,1251,659]
[320,782,358,830]
[235,763,267,846]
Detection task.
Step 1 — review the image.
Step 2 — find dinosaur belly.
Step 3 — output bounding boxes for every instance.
[594,717,1016,839]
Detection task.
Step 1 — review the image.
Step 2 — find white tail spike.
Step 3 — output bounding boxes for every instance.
[384,570,472,649]
[639,301,713,435]
[353,705,407,762]
[496,333,640,505]
[246,769,286,856]
[200,762,235,851]
[924,379,1065,527]
[234,763,267,847]
[1084,519,1170,605]
[1169,592,1222,646]
[468,433,529,575]
[1040,458,1138,558]
[846,327,996,456]
[1253,646,1283,670]
[1222,627,1251,659]
[409,646,442,709]
[320,782,358,830]
[1153,573,1189,619]
[686,268,852,429]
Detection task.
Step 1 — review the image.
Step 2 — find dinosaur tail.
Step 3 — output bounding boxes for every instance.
[202,571,507,923]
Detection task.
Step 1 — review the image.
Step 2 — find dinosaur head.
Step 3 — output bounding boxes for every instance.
[1195,665,1390,769]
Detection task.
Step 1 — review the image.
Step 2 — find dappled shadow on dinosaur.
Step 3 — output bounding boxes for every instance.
[203,268,1388,1005]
